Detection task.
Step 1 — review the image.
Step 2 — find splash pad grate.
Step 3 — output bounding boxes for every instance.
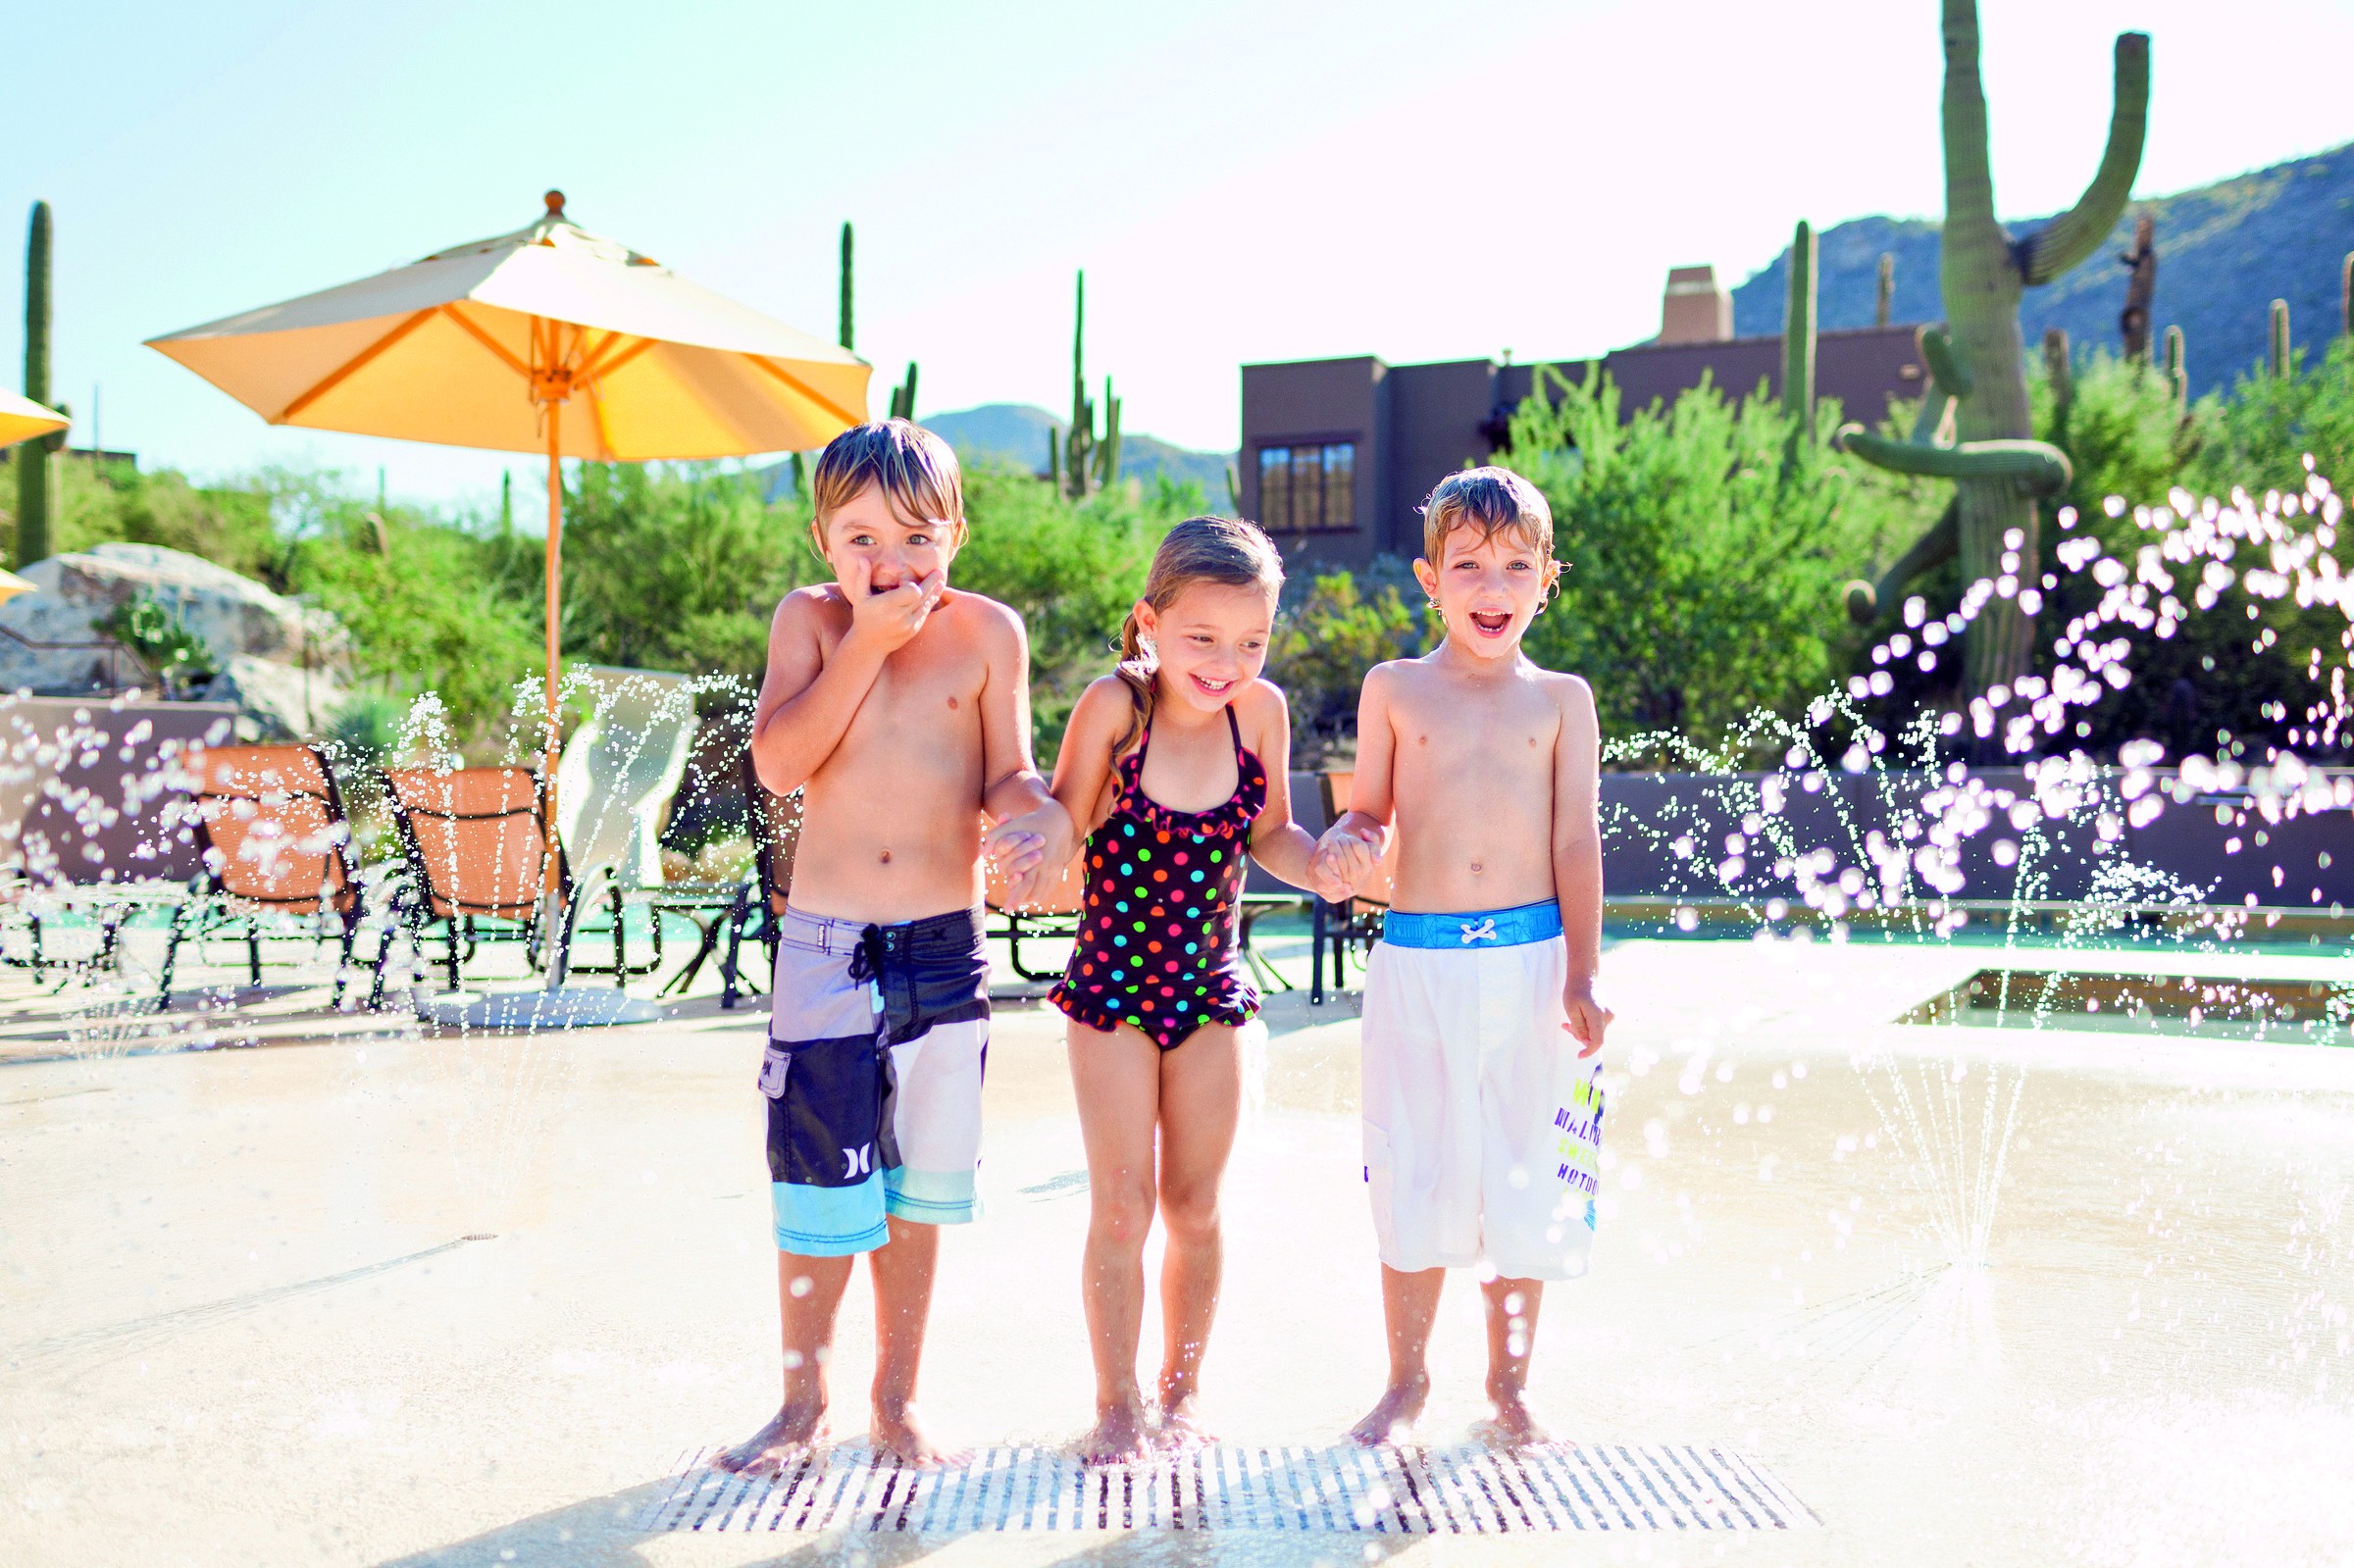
[638,1442,1816,1534]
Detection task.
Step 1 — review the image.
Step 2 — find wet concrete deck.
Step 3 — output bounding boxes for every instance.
[3,932,2350,1566]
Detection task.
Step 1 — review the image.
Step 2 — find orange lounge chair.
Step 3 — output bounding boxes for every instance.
[159,743,368,1007]
[380,766,570,992]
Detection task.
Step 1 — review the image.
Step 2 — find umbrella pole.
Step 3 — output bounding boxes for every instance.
[542,404,569,987]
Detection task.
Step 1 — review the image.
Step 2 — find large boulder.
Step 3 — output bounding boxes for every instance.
[200,654,349,741]
[0,543,350,736]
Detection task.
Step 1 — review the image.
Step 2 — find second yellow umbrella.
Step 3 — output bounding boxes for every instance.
[0,392,67,603]
[0,387,68,451]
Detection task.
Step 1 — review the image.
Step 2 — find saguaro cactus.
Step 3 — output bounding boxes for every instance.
[16,200,56,568]
[1093,375,1122,490]
[2163,325,2187,404]
[1063,271,1095,499]
[1783,220,1817,437]
[2341,253,2352,337]
[889,362,919,422]
[2269,299,2291,378]
[2118,215,2156,362]
[2042,328,2073,439]
[1874,252,1895,329]
[838,222,853,353]
[1838,0,2148,712]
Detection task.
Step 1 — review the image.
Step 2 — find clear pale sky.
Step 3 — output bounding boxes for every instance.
[7,0,2350,511]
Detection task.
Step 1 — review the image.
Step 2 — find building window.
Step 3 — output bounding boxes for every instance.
[1256,441,1356,531]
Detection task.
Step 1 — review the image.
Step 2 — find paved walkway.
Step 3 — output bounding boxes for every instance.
[3,935,2349,1565]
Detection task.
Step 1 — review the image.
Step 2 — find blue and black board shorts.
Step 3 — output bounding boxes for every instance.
[759,905,989,1256]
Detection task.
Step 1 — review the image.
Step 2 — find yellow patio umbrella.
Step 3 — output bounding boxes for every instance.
[0,391,68,605]
[0,387,69,450]
[147,192,870,1024]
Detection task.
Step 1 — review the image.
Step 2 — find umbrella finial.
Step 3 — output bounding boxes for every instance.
[544,189,566,217]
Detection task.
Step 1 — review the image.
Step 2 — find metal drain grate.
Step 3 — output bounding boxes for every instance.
[637,1442,1816,1533]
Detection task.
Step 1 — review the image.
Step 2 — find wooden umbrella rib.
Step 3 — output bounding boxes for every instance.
[581,331,654,382]
[438,302,531,378]
[747,355,867,431]
[588,387,619,461]
[275,307,437,422]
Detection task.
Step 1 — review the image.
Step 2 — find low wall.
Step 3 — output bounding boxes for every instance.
[1599,768,2354,912]
[0,697,236,886]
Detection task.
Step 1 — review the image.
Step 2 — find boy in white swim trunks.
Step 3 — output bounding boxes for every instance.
[1315,465,1612,1450]
[718,421,1069,1471]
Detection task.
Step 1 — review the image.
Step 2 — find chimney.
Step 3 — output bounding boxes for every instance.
[1660,264,1732,345]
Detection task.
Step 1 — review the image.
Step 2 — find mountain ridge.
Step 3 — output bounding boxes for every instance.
[760,404,1234,504]
[1729,141,2354,402]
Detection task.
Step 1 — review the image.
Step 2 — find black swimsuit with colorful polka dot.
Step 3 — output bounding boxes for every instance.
[1049,703,1267,1051]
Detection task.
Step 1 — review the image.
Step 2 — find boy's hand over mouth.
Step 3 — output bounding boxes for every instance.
[843,554,947,656]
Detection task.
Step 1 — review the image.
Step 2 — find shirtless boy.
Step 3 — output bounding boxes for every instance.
[720,420,1068,1470]
[1314,465,1613,1450]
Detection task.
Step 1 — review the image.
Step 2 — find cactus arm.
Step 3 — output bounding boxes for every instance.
[2018,32,2151,285]
[1783,219,1817,430]
[1097,377,1121,486]
[1910,388,1954,446]
[1845,498,1961,624]
[1919,326,1972,400]
[1838,428,2073,494]
[1940,0,1998,230]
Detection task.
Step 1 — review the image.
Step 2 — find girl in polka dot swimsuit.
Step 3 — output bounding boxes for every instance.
[1049,704,1264,1046]
[1045,516,1345,1462]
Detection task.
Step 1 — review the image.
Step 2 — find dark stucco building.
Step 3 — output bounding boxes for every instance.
[1240,266,1930,569]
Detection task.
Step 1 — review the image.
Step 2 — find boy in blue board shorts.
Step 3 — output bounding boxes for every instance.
[718,421,1069,1470]
[1315,466,1612,1450]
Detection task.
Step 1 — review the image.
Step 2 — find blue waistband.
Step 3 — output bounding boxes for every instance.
[1381,901,1562,949]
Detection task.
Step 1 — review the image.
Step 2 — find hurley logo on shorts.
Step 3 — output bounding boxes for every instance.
[842,1142,875,1180]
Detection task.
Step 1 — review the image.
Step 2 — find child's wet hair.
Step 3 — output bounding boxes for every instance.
[1420,466,1554,564]
[811,419,966,539]
[1113,515,1285,757]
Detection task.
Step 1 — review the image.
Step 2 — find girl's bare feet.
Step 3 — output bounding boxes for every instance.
[871,1401,959,1467]
[1346,1372,1429,1446]
[1076,1398,1152,1463]
[714,1398,829,1476]
[1154,1390,1213,1448]
[1474,1386,1552,1451]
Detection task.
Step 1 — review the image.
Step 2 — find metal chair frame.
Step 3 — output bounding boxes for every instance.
[159,743,376,1009]
[378,765,640,995]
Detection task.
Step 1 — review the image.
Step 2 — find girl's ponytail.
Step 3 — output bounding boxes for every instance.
[1111,607,1157,761]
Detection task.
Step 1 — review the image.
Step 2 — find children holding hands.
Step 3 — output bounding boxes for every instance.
[733,421,1605,1467]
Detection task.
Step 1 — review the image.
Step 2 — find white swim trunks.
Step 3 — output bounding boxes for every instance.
[1359,901,1604,1282]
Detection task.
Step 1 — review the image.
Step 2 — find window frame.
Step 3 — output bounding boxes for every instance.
[1253,435,1359,533]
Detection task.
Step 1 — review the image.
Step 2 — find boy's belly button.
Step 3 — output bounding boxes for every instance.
[880,848,892,865]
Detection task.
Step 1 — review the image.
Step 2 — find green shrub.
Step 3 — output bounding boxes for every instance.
[1265,571,1420,763]
[1501,366,1925,756]
[95,591,219,697]
[948,469,1191,762]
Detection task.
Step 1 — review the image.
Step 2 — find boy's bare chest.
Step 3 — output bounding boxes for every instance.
[1392,682,1556,784]
[821,626,987,765]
